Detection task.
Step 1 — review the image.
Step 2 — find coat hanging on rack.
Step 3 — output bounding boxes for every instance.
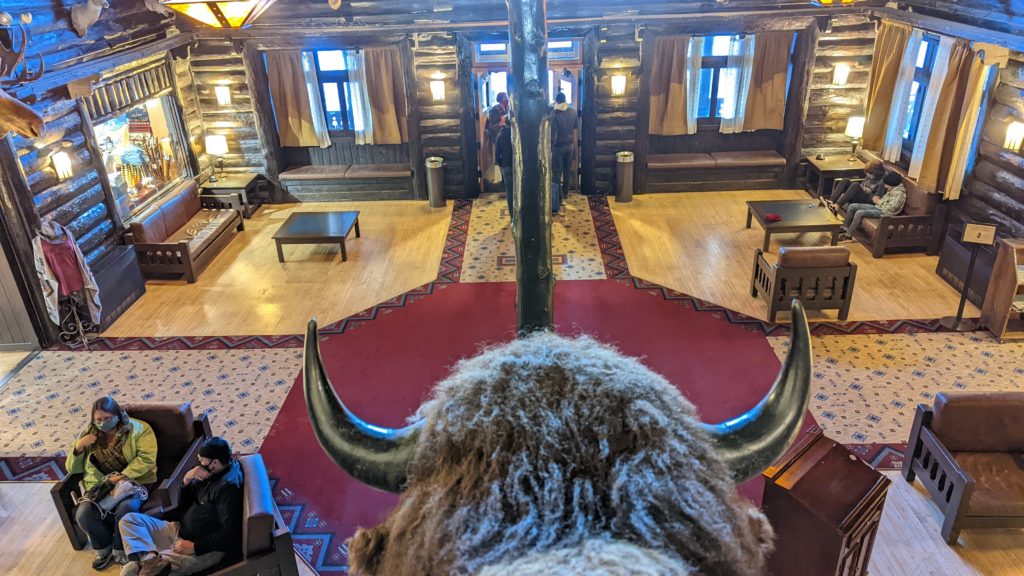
[32,220,102,325]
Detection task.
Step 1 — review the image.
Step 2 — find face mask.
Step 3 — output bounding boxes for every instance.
[95,418,118,433]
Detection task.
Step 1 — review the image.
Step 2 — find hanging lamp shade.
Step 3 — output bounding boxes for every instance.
[161,0,278,29]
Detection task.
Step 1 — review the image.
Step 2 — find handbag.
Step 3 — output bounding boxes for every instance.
[78,477,148,518]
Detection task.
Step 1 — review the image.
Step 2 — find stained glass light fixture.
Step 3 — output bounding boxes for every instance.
[161,0,278,29]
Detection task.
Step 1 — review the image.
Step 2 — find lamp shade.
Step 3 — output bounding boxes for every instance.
[205,134,228,156]
[832,63,851,86]
[52,151,73,181]
[161,0,278,29]
[610,74,627,96]
[845,116,865,139]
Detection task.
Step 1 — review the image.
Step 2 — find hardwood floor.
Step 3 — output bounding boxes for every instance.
[0,483,317,576]
[103,201,452,337]
[610,190,978,323]
[4,475,1021,575]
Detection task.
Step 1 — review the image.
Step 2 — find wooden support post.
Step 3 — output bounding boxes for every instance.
[780,19,821,185]
[242,41,283,184]
[580,28,599,196]
[402,37,428,200]
[507,0,554,333]
[456,35,482,198]
[633,28,655,196]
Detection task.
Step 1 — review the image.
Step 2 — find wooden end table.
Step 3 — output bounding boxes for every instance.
[805,155,866,199]
[201,173,264,218]
[746,200,843,252]
[272,211,361,262]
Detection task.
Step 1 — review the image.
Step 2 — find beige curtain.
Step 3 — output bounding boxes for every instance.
[266,51,322,147]
[917,40,975,195]
[363,46,408,145]
[863,21,912,151]
[743,32,793,132]
[649,36,692,136]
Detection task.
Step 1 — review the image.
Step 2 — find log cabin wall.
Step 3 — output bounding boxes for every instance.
[595,24,640,195]
[173,55,210,177]
[801,14,875,159]
[414,32,466,198]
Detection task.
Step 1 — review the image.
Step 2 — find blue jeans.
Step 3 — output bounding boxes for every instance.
[843,203,882,235]
[75,493,144,551]
[500,166,514,220]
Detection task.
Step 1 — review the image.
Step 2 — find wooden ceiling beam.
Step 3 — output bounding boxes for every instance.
[869,7,1024,52]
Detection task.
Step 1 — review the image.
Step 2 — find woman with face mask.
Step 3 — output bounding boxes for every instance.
[65,396,158,571]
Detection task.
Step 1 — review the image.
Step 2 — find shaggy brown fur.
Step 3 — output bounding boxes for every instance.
[347,333,774,575]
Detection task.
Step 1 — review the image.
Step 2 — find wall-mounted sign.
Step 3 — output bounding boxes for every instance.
[962,222,998,246]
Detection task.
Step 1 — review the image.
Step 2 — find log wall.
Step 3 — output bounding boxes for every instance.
[594,24,640,194]
[413,32,466,198]
[802,14,875,159]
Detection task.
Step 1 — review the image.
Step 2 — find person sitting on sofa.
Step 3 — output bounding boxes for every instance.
[118,437,243,576]
[67,396,158,570]
[839,171,906,241]
[828,160,885,209]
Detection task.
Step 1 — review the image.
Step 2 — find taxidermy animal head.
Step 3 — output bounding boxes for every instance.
[72,0,109,37]
[304,301,813,575]
[0,12,44,139]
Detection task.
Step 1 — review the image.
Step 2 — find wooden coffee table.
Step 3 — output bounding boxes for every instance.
[745,200,843,252]
[273,211,361,262]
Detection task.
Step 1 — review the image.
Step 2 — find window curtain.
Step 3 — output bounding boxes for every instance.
[363,46,408,145]
[908,36,954,179]
[301,52,331,148]
[649,36,694,136]
[863,21,912,151]
[881,30,923,161]
[266,51,330,147]
[918,41,1008,199]
[720,34,756,134]
[685,37,704,131]
[742,31,793,132]
[346,50,374,145]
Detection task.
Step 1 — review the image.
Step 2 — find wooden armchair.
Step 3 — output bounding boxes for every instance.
[903,392,1024,544]
[751,246,857,322]
[50,402,213,549]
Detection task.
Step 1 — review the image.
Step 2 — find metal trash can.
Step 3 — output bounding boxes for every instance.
[615,151,634,203]
[425,156,446,208]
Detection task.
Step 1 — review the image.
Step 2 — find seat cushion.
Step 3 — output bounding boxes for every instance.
[647,153,716,170]
[344,164,412,179]
[710,151,786,168]
[953,452,1024,517]
[932,392,1024,452]
[121,402,196,481]
[127,180,201,243]
[280,165,351,181]
[129,207,168,244]
[167,210,237,256]
[160,192,192,237]
[239,454,276,558]
[777,246,851,268]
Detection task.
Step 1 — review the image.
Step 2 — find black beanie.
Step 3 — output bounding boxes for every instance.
[199,436,232,464]
[883,171,903,186]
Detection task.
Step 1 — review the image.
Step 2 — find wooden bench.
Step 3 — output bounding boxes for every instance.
[279,163,413,201]
[647,150,786,193]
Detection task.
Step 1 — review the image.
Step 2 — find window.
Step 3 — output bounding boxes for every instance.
[901,35,939,163]
[696,35,741,124]
[313,50,359,133]
[93,95,189,223]
[472,39,582,64]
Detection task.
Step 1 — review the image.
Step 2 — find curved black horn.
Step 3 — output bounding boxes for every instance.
[702,299,813,482]
[303,318,421,493]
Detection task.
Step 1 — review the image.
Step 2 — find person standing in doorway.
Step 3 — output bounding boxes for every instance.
[495,114,516,224]
[550,92,578,214]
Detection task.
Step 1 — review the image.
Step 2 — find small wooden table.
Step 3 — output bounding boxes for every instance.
[272,211,361,262]
[805,155,866,199]
[746,200,843,252]
[201,173,264,218]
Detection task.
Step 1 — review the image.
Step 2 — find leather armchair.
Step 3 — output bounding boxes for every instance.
[751,246,857,322]
[903,392,1024,544]
[50,402,213,549]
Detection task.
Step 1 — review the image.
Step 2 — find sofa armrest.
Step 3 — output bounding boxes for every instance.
[750,249,775,298]
[149,434,204,510]
[201,193,244,213]
[51,471,89,550]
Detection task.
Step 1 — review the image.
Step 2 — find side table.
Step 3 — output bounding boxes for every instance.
[201,173,265,218]
[805,156,866,199]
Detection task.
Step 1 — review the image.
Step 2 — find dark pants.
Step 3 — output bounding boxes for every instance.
[500,165,514,220]
[830,181,872,207]
[75,494,143,551]
[551,146,573,206]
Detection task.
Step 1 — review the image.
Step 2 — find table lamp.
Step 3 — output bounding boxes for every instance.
[845,116,865,162]
[205,134,228,182]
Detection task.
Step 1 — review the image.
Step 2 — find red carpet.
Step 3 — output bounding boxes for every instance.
[261,279,809,572]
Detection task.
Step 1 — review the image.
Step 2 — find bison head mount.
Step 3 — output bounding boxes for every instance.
[305,299,813,574]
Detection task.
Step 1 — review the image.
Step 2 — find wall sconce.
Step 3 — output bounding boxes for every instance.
[845,116,865,162]
[832,63,851,86]
[214,85,232,107]
[52,150,73,181]
[1004,121,1024,151]
[205,134,228,182]
[610,74,627,96]
[429,73,446,101]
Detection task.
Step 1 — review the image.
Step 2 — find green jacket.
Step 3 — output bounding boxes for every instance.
[65,417,158,490]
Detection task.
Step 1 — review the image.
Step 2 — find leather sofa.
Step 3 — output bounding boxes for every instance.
[125,180,244,283]
[832,149,946,258]
[751,246,857,322]
[903,392,1024,544]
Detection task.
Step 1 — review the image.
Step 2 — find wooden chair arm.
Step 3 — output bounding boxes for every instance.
[150,434,205,510]
[200,193,243,213]
[50,471,88,549]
